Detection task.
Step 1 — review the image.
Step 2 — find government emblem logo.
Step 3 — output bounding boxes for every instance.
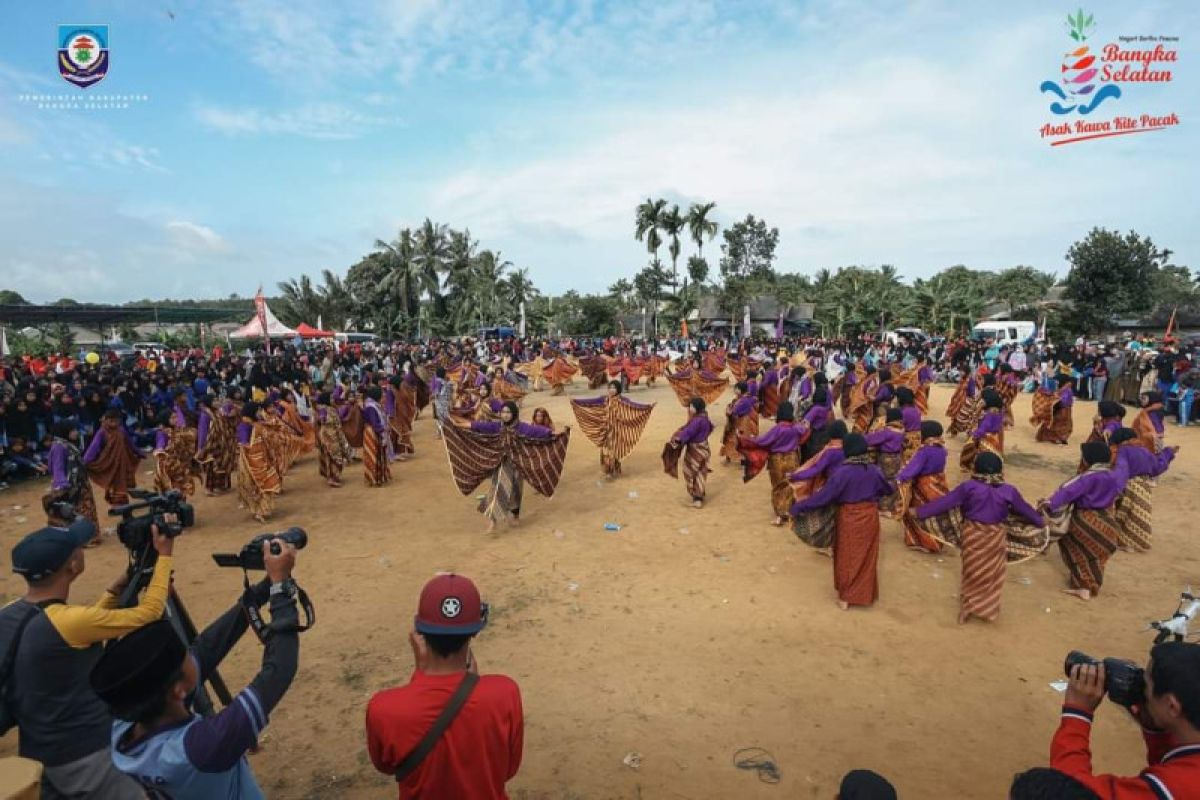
[58,25,109,89]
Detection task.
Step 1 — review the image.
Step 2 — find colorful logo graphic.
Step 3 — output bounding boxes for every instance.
[58,25,109,89]
[1039,10,1120,115]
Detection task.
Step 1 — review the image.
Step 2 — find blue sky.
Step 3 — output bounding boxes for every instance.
[1,0,1196,304]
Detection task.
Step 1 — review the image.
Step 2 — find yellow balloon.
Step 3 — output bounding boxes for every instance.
[85,352,100,364]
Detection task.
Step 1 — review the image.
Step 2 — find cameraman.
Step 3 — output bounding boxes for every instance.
[0,519,174,799]
[1053,641,1200,797]
[89,538,301,799]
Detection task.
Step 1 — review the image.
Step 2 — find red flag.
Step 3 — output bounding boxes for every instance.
[1165,305,1178,338]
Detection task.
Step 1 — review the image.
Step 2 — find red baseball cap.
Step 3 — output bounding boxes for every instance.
[414,573,488,635]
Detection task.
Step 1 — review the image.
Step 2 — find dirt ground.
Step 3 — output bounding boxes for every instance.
[2,381,1198,799]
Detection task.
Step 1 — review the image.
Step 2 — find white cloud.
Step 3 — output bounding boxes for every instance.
[165,221,228,253]
[194,102,400,140]
[102,144,167,172]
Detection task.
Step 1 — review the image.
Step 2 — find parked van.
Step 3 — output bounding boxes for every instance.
[884,327,928,346]
[971,320,1037,345]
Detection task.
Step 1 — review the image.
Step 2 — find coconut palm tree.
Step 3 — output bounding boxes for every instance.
[276,275,324,327]
[686,201,718,261]
[502,268,537,315]
[413,219,451,332]
[373,228,421,327]
[659,204,684,295]
[471,249,512,327]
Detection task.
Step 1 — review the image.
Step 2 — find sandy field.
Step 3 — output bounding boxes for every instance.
[2,381,1198,799]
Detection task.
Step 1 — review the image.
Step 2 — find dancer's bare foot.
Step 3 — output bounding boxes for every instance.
[815,547,833,558]
[958,611,970,624]
[485,519,496,533]
[772,516,787,527]
[692,500,703,509]
[327,480,341,488]
[1061,587,1091,601]
[837,600,850,611]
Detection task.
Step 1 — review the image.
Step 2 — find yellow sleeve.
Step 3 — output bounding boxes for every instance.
[46,556,174,649]
[96,589,119,609]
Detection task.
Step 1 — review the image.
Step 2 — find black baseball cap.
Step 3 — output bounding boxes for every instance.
[11,519,97,582]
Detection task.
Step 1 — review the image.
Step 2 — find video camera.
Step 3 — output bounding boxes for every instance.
[211,527,314,642]
[1064,588,1200,709]
[108,489,195,552]
[211,527,307,570]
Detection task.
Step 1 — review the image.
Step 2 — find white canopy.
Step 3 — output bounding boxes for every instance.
[229,297,297,339]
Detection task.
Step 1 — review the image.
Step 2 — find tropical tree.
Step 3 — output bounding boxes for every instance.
[607,279,635,311]
[471,249,511,326]
[373,228,421,326]
[634,197,667,272]
[276,275,324,327]
[686,201,718,261]
[413,218,451,330]
[659,204,684,295]
[1065,228,1166,334]
[502,268,537,318]
[989,266,1056,315]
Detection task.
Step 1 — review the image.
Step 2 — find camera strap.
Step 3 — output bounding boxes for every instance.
[239,572,315,643]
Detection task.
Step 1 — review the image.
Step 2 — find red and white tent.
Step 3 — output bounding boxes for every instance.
[230,288,297,340]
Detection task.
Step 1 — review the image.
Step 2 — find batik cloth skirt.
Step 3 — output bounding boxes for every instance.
[877,452,902,516]
[948,397,980,437]
[1114,476,1153,551]
[899,474,954,553]
[902,431,921,466]
[662,441,711,501]
[479,458,522,525]
[833,501,881,606]
[768,451,800,518]
[237,440,280,519]
[363,426,392,486]
[154,429,197,498]
[958,520,1008,621]
[721,413,759,461]
[959,431,1003,473]
[317,420,352,482]
[200,416,237,493]
[1058,506,1120,594]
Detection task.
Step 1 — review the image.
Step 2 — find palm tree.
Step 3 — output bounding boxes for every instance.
[686,201,718,261]
[316,269,352,329]
[443,230,479,332]
[413,219,450,332]
[502,268,537,315]
[471,249,512,327]
[373,228,420,329]
[276,275,324,327]
[659,204,684,295]
[607,279,635,311]
[634,197,667,272]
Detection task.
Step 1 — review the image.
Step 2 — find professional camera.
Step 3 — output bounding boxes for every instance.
[212,527,307,571]
[108,489,195,552]
[1063,651,1146,708]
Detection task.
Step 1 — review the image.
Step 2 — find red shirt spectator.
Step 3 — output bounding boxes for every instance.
[366,574,523,799]
[367,670,523,799]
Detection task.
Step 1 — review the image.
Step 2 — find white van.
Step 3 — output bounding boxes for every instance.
[971,320,1037,345]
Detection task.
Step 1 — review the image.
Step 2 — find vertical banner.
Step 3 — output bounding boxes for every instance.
[254,286,270,355]
[519,301,526,338]
[742,305,751,339]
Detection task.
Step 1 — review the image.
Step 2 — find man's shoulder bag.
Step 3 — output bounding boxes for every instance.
[393,671,480,783]
[0,603,43,735]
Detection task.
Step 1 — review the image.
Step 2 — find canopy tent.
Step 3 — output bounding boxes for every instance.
[295,322,335,339]
[229,295,297,339]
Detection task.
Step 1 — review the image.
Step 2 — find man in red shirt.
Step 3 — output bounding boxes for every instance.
[1050,641,1200,798]
[366,574,523,799]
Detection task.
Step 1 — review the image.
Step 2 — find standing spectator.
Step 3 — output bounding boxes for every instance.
[0,520,175,799]
[367,574,523,798]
